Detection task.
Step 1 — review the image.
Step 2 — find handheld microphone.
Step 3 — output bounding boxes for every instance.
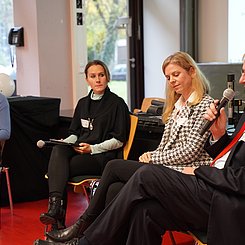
[227,74,235,125]
[37,139,78,148]
[37,140,52,148]
[199,88,235,136]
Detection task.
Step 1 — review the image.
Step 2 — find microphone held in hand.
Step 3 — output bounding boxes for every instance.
[227,74,235,125]
[36,139,78,148]
[199,88,235,136]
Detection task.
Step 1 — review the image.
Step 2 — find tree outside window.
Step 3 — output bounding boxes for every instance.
[0,0,15,79]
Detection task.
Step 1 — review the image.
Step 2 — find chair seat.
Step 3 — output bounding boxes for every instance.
[68,175,101,202]
[68,175,101,185]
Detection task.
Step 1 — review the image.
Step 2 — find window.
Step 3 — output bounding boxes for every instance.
[0,0,15,79]
[228,0,245,62]
[85,0,128,102]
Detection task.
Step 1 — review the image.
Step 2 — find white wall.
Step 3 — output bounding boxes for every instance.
[36,0,73,110]
[198,0,228,62]
[13,0,74,110]
[13,0,40,96]
[143,0,180,99]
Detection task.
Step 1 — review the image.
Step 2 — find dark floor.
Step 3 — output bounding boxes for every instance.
[0,189,194,245]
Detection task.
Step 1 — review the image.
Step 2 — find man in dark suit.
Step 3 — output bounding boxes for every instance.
[35,57,245,245]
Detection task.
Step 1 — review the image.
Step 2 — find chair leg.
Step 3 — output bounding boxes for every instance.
[2,167,13,214]
[82,185,91,204]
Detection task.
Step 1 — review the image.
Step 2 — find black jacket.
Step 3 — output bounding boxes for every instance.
[195,113,245,245]
[69,87,130,162]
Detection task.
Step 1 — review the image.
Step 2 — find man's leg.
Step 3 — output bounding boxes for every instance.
[84,164,213,245]
[126,199,167,245]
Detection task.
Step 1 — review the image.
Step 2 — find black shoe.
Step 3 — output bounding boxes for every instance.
[46,216,93,242]
[40,197,65,225]
[34,238,80,245]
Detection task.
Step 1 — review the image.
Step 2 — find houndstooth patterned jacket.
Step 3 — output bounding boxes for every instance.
[150,94,213,172]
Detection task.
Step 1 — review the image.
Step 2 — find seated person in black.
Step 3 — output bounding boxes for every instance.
[39,60,130,229]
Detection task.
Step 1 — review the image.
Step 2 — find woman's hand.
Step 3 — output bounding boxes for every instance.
[74,143,91,154]
[139,152,152,163]
[182,167,196,175]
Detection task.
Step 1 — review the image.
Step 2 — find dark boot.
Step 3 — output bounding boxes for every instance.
[33,237,80,245]
[40,197,65,226]
[46,215,93,242]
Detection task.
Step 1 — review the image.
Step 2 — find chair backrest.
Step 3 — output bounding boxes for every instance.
[140,97,165,112]
[123,114,138,160]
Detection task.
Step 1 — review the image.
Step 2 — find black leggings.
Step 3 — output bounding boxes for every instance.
[48,145,106,197]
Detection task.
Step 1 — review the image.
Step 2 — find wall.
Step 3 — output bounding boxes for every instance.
[143,0,180,99]
[13,0,40,96]
[13,0,74,110]
[198,0,228,62]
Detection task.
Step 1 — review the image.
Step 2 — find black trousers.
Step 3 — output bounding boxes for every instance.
[84,164,214,245]
[85,159,143,218]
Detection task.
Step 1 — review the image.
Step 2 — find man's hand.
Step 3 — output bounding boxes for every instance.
[203,100,227,141]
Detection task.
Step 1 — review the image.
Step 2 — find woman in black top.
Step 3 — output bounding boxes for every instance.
[39,60,130,229]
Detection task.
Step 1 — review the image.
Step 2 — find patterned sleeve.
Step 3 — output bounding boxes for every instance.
[150,95,213,166]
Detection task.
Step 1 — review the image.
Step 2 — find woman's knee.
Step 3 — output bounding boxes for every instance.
[134,164,154,177]
[51,145,70,158]
[104,159,126,173]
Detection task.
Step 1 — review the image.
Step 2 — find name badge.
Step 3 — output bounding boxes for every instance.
[81,119,89,128]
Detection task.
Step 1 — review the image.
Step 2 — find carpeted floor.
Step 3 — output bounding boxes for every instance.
[0,189,194,245]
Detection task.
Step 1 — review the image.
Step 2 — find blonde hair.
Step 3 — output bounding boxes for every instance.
[242,53,245,61]
[162,51,210,123]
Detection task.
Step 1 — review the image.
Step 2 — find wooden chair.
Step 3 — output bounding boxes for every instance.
[134,97,165,114]
[67,114,138,203]
[0,141,13,214]
[44,114,138,233]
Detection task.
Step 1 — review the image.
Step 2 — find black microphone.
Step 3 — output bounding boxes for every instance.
[37,139,78,148]
[199,88,235,136]
[227,74,235,125]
